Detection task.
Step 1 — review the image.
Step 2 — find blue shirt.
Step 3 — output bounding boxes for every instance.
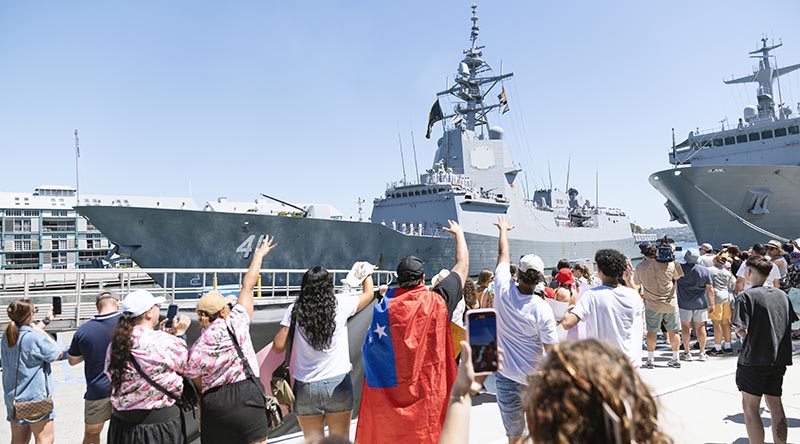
[68,312,120,400]
[1,326,62,421]
[677,263,713,310]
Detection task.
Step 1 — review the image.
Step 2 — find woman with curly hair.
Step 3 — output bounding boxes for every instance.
[440,339,671,444]
[528,339,671,444]
[105,289,191,444]
[272,262,375,441]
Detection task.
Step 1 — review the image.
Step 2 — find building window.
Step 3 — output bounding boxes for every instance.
[13,219,32,232]
[50,210,68,217]
[22,210,39,217]
[13,240,31,251]
[775,127,788,137]
[5,210,22,217]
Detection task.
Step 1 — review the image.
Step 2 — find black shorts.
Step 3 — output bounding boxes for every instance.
[736,364,787,397]
[108,405,184,444]
[201,378,268,444]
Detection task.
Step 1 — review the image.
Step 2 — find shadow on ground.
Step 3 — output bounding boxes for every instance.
[723,409,800,428]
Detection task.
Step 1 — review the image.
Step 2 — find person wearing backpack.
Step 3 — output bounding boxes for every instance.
[104,290,191,443]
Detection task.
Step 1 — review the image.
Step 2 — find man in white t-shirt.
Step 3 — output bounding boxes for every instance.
[561,249,645,368]
[698,243,716,268]
[734,243,781,295]
[493,216,559,443]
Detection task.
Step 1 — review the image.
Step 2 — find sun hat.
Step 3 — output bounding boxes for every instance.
[196,290,235,315]
[519,254,545,274]
[555,268,575,285]
[430,269,450,287]
[699,243,713,253]
[766,240,784,252]
[683,248,700,264]
[121,290,166,317]
[342,261,375,288]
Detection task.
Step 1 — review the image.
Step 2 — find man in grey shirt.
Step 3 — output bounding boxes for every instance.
[676,248,714,361]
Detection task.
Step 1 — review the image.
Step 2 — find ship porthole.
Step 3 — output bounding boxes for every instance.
[673,171,682,176]
[653,176,659,181]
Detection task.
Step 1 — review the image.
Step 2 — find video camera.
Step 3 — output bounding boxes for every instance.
[655,236,680,263]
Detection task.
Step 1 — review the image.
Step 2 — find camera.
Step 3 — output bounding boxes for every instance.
[655,236,676,263]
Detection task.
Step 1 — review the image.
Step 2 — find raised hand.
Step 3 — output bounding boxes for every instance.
[254,235,278,259]
[494,215,514,232]
[442,220,464,238]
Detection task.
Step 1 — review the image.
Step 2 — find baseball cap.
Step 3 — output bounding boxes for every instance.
[638,241,652,254]
[684,248,700,264]
[196,290,235,315]
[96,290,119,304]
[430,269,450,287]
[519,254,545,274]
[342,261,375,288]
[555,269,575,285]
[699,243,713,252]
[397,256,424,282]
[121,290,166,317]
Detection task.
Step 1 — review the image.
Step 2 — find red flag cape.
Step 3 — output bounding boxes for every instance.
[355,285,456,444]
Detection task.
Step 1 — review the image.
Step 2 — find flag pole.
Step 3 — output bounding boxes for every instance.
[74,129,80,204]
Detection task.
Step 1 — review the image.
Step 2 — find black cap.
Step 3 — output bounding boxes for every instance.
[396,256,424,282]
[639,241,653,254]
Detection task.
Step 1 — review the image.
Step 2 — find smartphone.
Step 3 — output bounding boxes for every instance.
[165,304,179,329]
[466,308,498,375]
[52,296,62,316]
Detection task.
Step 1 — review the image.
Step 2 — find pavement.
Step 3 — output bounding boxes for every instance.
[1,335,799,443]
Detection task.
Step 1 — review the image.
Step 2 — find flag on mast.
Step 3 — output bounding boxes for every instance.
[425,99,444,139]
[498,86,509,114]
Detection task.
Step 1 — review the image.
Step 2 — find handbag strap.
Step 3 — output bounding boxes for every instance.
[284,310,296,368]
[13,331,50,401]
[129,355,182,404]
[225,325,269,400]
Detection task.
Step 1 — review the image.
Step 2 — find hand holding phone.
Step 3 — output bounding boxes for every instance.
[52,296,62,316]
[165,304,179,329]
[466,309,498,375]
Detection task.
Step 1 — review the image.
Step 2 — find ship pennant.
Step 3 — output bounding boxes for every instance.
[425,99,444,139]
[498,86,510,114]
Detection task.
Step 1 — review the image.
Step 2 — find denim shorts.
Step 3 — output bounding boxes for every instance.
[293,372,354,417]
[494,372,528,438]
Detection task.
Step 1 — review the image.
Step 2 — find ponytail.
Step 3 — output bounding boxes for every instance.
[108,312,142,394]
[5,299,35,348]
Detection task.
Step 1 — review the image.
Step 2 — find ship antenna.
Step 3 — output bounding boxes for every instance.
[397,133,407,185]
[671,128,677,169]
[410,129,420,183]
[547,160,553,190]
[470,3,479,51]
[74,129,80,205]
[595,166,599,214]
[565,155,571,190]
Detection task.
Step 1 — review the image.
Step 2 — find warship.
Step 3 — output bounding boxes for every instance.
[77,5,637,290]
[650,38,800,248]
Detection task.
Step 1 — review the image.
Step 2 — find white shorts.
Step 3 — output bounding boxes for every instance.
[679,308,708,323]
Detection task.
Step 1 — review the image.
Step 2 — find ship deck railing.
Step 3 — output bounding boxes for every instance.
[0,268,397,332]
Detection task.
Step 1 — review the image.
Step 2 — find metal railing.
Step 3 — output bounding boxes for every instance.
[0,268,396,331]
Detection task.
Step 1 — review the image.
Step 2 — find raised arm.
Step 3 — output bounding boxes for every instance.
[356,275,375,312]
[239,235,278,318]
[443,220,469,285]
[494,215,514,266]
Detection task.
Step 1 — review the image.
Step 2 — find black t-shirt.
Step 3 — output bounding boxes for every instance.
[733,286,798,367]
[432,272,463,318]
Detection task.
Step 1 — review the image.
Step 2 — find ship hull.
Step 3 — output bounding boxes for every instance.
[76,206,638,286]
[649,165,800,248]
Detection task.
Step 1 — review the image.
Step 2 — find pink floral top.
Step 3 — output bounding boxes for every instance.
[186,304,258,393]
[105,325,189,411]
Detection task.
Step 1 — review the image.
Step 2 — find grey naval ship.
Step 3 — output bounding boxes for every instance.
[77,5,637,289]
[650,38,800,248]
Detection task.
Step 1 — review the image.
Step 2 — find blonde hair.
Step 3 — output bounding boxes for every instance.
[5,299,35,348]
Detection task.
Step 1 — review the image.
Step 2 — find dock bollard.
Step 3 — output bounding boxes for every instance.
[212,273,218,291]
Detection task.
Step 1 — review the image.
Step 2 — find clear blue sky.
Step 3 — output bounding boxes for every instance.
[2,1,799,228]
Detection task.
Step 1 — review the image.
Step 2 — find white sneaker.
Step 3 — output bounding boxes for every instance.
[680,352,693,361]
[667,358,681,368]
[698,352,709,362]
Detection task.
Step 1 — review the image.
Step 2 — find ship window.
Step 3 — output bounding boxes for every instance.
[736,134,748,143]
[724,136,736,145]
[775,127,787,137]
[761,130,773,139]
[789,125,799,135]
[702,139,712,147]
[712,139,724,147]
[748,132,761,141]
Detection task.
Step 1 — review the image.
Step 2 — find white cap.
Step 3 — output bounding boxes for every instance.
[699,243,713,252]
[121,290,166,317]
[430,269,450,287]
[341,261,375,288]
[519,254,545,274]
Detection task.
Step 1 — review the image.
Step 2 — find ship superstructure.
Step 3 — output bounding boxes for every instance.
[76,5,637,289]
[651,38,800,247]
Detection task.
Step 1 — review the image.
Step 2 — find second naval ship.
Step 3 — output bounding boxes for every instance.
[651,38,800,248]
[77,5,638,289]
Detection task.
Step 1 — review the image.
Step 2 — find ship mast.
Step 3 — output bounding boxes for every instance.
[436,3,513,132]
[724,37,800,121]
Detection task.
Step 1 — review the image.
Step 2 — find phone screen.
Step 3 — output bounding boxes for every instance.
[467,310,498,374]
[165,304,179,329]
[52,296,62,316]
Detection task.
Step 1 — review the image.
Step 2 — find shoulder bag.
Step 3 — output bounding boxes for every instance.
[225,325,285,430]
[129,355,199,442]
[12,332,54,423]
[270,318,296,406]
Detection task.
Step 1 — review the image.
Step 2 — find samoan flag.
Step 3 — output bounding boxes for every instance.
[355,286,456,444]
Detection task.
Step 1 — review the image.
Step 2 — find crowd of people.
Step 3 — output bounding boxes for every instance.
[0,220,798,444]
